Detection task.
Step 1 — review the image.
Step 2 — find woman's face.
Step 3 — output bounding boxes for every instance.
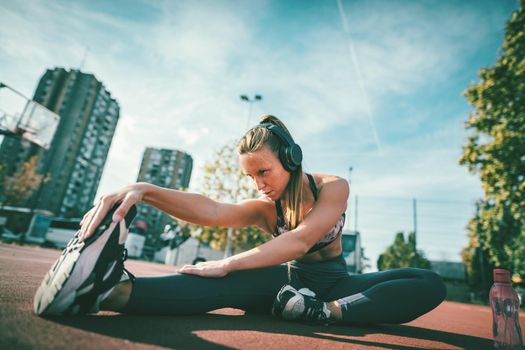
[239,144,290,201]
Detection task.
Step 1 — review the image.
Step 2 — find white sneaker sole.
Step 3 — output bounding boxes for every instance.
[34,214,132,316]
[273,284,303,319]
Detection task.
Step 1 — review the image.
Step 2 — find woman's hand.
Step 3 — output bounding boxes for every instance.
[177,259,232,278]
[79,183,149,242]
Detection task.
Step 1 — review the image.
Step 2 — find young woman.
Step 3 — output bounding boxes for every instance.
[34,115,446,325]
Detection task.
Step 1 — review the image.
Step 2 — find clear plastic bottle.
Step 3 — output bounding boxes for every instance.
[489,268,524,350]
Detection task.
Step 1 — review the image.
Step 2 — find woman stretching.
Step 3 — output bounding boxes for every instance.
[34,115,446,325]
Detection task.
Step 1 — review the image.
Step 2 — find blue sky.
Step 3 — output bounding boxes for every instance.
[0,0,520,271]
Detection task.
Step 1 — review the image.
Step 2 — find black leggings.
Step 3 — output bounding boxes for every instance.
[121,255,447,325]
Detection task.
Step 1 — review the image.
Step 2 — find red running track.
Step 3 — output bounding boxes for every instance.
[1,242,524,350]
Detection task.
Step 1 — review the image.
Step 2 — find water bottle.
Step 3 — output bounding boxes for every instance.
[490,268,524,349]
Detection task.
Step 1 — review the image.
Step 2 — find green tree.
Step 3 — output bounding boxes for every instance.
[377,232,431,271]
[196,143,270,255]
[1,155,45,206]
[459,1,525,296]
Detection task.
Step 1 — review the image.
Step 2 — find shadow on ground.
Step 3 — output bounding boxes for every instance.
[46,312,493,350]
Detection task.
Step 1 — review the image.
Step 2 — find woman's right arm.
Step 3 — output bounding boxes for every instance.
[79,182,267,241]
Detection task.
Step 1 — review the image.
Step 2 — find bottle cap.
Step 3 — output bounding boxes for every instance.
[493,268,511,283]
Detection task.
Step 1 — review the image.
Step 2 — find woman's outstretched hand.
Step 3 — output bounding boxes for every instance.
[79,183,148,242]
[177,259,232,278]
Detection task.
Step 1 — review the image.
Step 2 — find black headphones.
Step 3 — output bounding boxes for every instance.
[259,123,303,172]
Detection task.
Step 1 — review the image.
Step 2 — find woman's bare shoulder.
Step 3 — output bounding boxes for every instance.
[310,172,348,188]
[309,172,349,210]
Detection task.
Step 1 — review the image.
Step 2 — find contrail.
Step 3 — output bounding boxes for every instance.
[336,0,382,154]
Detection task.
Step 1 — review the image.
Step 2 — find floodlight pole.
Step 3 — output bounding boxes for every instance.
[240,94,262,129]
[348,166,359,232]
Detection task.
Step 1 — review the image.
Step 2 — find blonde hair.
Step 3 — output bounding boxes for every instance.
[237,115,304,229]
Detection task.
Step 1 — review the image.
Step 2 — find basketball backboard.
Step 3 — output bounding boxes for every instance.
[0,82,59,149]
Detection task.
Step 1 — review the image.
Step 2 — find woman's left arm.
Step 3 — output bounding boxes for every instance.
[177,176,349,278]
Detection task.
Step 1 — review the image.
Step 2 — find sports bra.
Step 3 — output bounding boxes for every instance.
[273,173,346,253]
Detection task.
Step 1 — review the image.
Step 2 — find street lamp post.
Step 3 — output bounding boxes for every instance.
[348,166,359,232]
[224,94,262,257]
[240,94,262,129]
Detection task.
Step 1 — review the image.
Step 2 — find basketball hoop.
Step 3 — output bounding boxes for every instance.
[0,82,59,149]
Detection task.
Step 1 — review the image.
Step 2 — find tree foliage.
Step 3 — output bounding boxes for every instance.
[459,1,525,294]
[377,232,432,271]
[196,143,271,254]
[1,155,45,206]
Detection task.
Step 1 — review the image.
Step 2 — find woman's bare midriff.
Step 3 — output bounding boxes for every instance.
[296,239,343,263]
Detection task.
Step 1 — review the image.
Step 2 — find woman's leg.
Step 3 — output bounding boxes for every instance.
[100,280,133,311]
[323,268,447,325]
[103,264,289,315]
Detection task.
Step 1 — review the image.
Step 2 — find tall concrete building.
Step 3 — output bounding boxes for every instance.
[135,147,193,253]
[0,67,120,217]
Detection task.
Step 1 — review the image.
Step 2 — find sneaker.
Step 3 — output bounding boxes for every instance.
[272,284,335,325]
[33,204,137,316]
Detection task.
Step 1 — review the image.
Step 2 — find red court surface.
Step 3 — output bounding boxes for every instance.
[1,242,524,350]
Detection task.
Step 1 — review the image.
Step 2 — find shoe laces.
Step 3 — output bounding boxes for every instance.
[121,248,136,283]
[302,295,330,323]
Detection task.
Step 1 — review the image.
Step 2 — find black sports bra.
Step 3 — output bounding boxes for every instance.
[273,173,345,253]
